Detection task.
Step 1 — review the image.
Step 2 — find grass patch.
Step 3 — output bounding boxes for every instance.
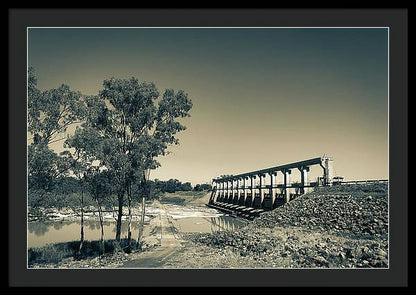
[28,239,138,266]
[160,196,186,205]
[160,190,209,205]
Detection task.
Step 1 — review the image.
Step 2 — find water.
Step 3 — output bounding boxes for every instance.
[28,220,142,248]
[28,206,248,248]
[175,216,248,233]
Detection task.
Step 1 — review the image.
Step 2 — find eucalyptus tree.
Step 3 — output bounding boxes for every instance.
[63,108,105,253]
[84,168,114,255]
[27,67,86,205]
[66,154,89,253]
[82,77,193,245]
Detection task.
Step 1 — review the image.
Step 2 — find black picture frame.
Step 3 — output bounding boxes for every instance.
[9,8,408,287]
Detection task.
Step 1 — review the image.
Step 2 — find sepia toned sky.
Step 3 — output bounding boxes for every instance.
[28,28,388,184]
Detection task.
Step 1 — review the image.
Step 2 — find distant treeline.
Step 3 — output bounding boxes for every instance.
[153,178,212,193]
[28,176,211,209]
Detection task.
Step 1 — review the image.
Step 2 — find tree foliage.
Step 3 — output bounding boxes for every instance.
[28,69,86,145]
[194,183,212,191]
[28,68,86,195]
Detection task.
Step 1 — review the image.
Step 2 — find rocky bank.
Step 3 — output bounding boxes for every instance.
[184,183,388,268]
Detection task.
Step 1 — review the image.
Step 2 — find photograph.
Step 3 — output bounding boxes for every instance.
[26,26,390,270]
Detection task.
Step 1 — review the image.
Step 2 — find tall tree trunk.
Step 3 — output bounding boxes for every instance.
[126,184,132,253]
[115,193,123,242]
[137,172,148,250]
[78,191,84,254]
[95,198,105,255]
[137,196,146,249]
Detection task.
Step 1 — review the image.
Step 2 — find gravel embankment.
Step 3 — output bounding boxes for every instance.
[186,183,388,268]
[252,183,388,236]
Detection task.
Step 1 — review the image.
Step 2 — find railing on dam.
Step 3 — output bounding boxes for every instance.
[207,156,334,219]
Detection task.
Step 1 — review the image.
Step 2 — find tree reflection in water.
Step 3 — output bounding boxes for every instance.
[28,222,50,236]
[86,220,99,230]
[52,221,70,231]
[111,221,140,233]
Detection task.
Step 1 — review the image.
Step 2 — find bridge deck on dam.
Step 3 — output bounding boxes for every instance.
[208,157,334,219]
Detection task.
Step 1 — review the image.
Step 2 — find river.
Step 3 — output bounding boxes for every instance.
[28,203,248,248]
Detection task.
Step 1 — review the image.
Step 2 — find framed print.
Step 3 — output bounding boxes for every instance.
[9,8,408,287]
